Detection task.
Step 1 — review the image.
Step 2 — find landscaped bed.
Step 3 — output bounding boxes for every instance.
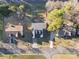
[0,55,46,59]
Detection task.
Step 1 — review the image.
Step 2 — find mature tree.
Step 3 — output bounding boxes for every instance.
[0,4,12,16]
[69,0,78,7]
[47,9,64,31]
[45,0,62,11]
[0,4,12,31]
[0,3,17,40]
[46,1,73,48]
[8,4,25,20]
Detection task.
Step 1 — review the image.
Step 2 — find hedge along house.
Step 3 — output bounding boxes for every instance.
[5,23,23,44]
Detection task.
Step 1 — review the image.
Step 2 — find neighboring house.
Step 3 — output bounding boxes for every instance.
[58,20,76,38]
[5,23,23,40]
[58,26,76,38]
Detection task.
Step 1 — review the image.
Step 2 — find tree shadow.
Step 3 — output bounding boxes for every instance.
[65,47,79,54]
[0,48,16,54]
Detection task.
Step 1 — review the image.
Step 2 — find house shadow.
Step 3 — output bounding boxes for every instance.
[18,28,50,45]
[18,25,32,43]
[36,29,50,45]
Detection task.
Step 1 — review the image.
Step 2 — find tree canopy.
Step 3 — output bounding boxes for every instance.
[47,9,64,31]
[8,4,25,12]
[0,4,12,16]
[47,3,71,31]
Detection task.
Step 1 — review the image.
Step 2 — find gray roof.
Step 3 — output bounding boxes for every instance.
[32,23,46,30]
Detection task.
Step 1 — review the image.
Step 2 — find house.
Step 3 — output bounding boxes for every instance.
[5,23,23,40]
[31,22,47,48]
[58,20,76,38]
[32,23,46,38]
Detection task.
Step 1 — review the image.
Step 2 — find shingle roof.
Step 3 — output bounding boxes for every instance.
[32,23,46,30]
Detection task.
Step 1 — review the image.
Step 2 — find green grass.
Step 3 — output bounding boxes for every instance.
[12,55,46,59]
[52,54,79,59]
[0,55,46,59]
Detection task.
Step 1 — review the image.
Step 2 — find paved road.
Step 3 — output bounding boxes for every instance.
[0,46,79,59]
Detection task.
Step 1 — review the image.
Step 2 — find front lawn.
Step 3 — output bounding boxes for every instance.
[54,38,76,48]
[0,55,46,59]
[52,54,79,59]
